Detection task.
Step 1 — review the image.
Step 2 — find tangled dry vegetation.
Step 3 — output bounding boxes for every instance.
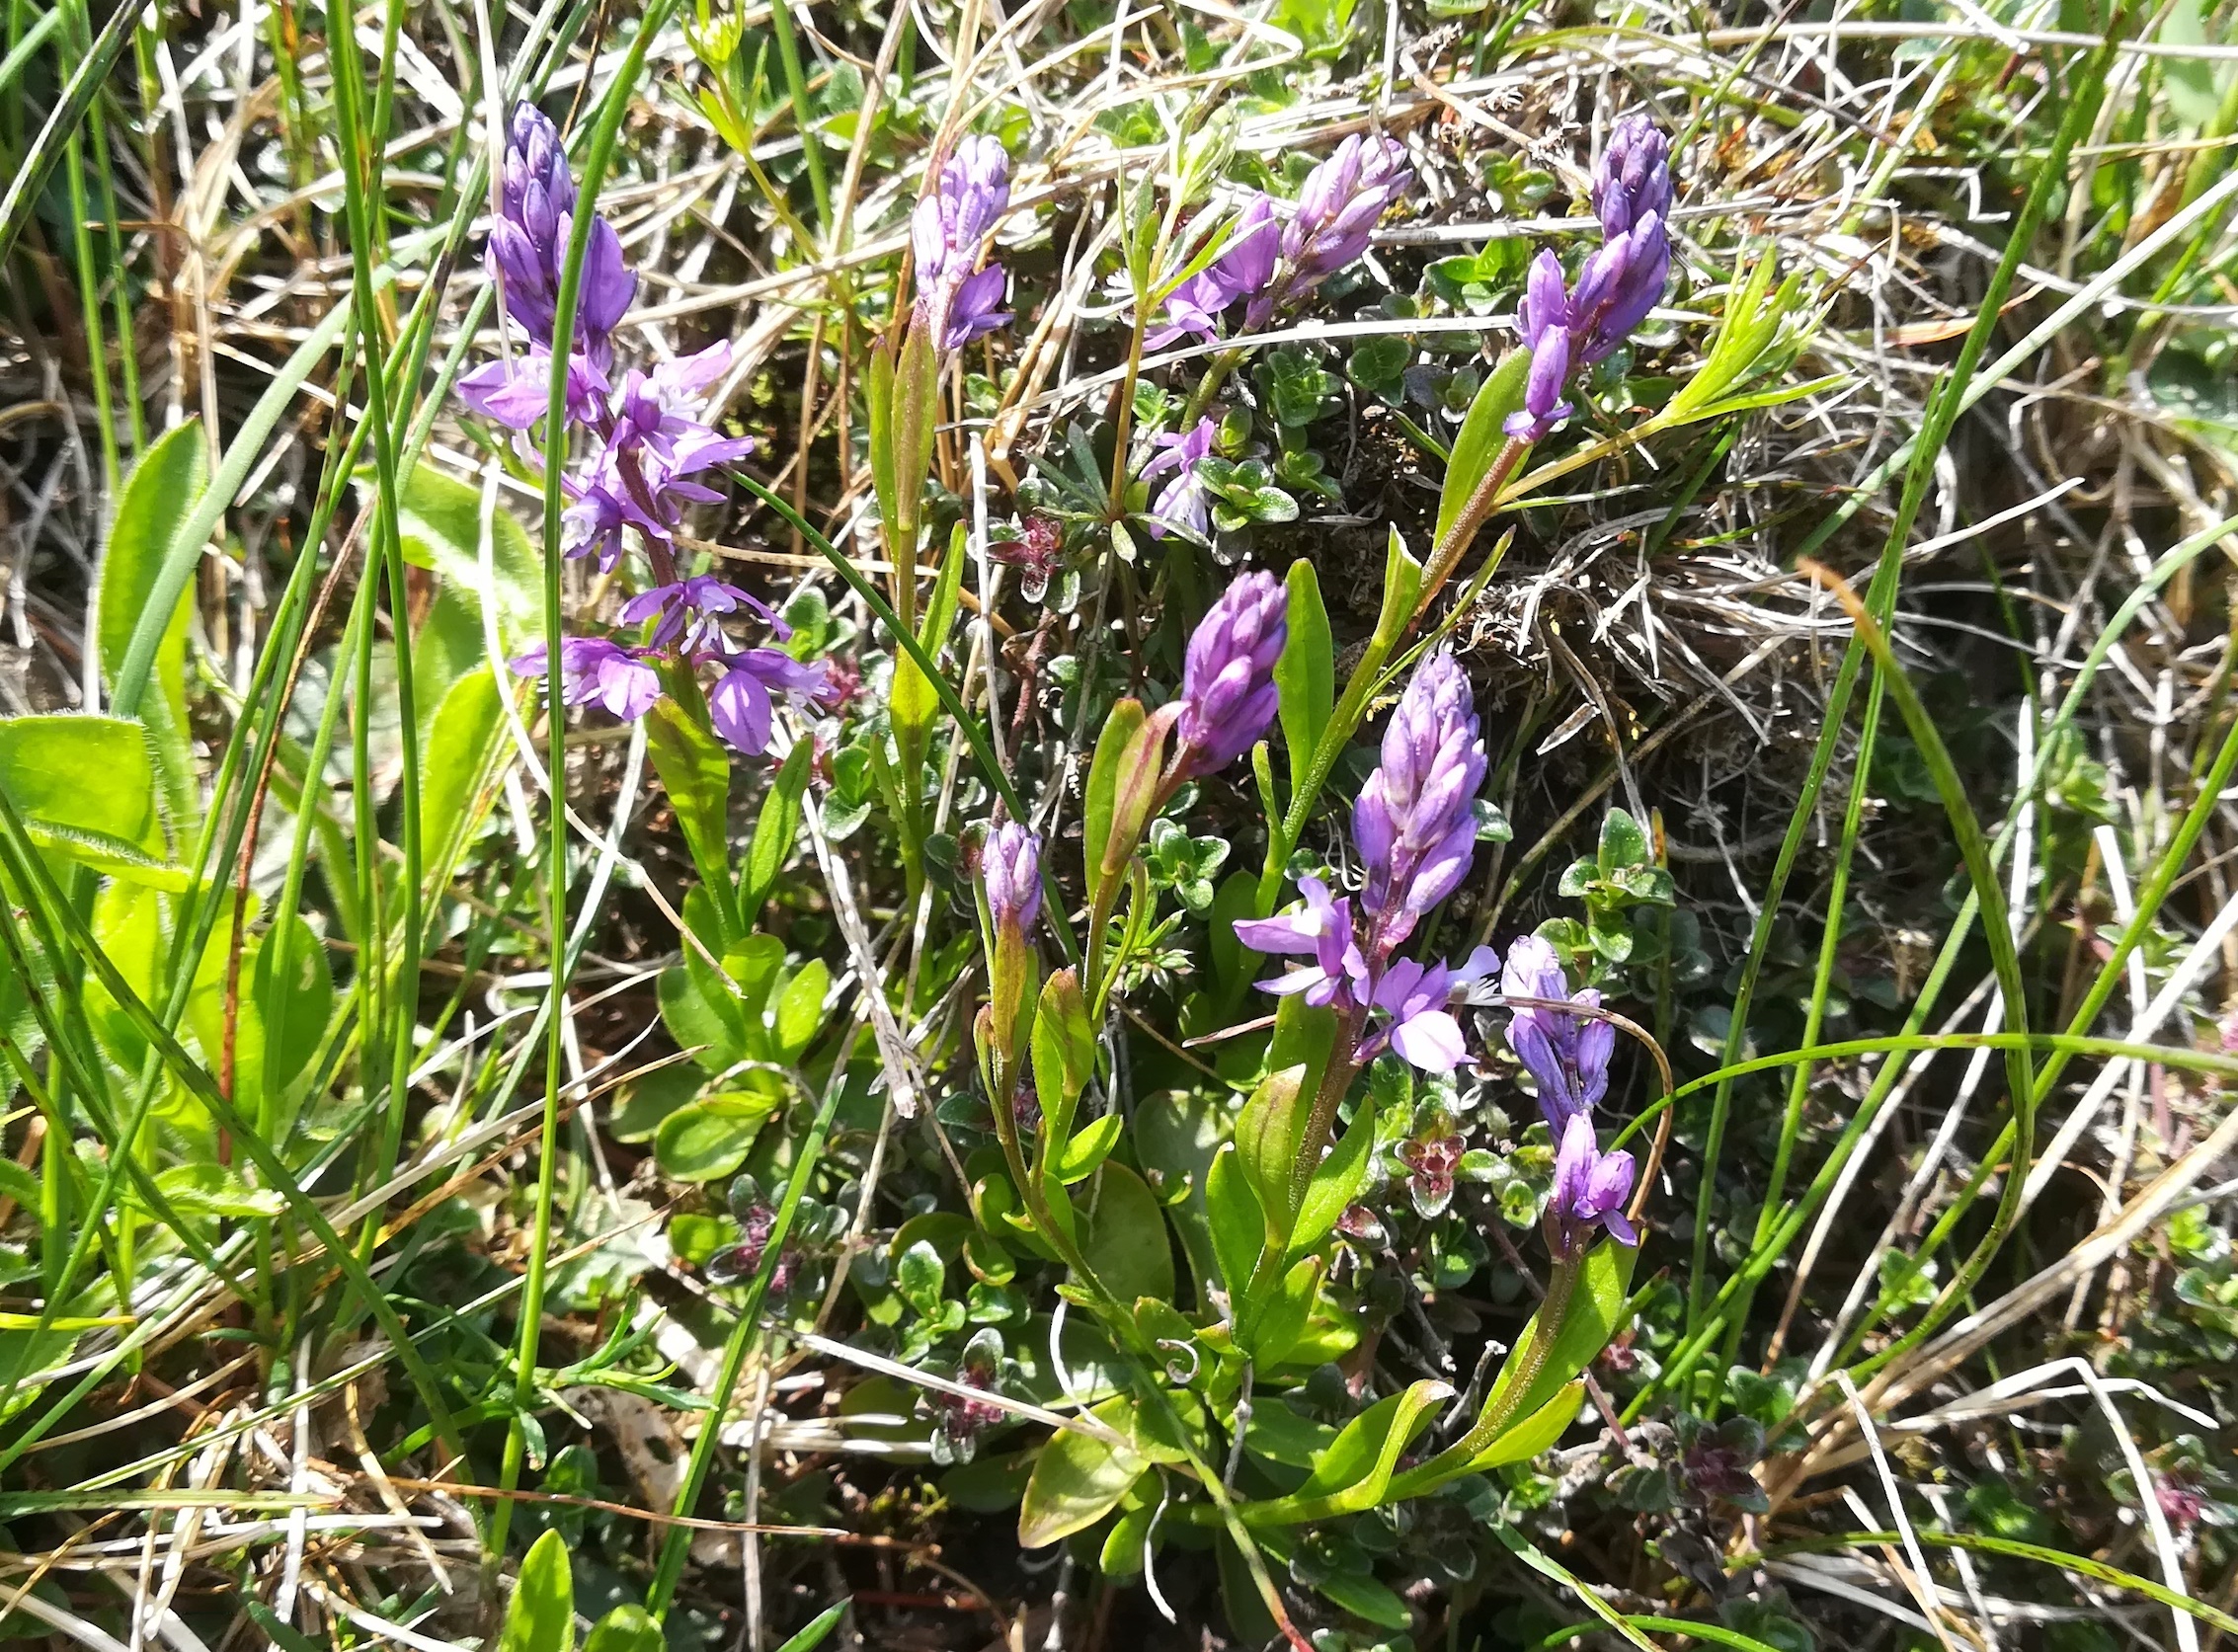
[3,0,2238,1648]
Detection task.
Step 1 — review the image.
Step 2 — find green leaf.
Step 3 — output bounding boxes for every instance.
[1242,1378,1452,1525]
[0,715,163,857]
[418,665,505,885]
[655,1092,780,1182]
[773,1602,849,1652]
[1053,1112,1123,1184]
[188,907,334,1143]
[1207,870,1261,994]
[1234,1057,1314,1237]
[892,521,967,780]
[1082,698,1147,914]
[1480,1241,1639,1433]
[1310,1570,1409,1631]
[644,672,738,933]
[97,421,206,826]
[1598,808,1650,875]
[131,1162,285,1220]
[1464,1378,1582,1470]
[770,960,830,1062]
[1084,700,1169,911]
[1031,968,1095,1152]
[742,740,813,914]
[1290,1099,1374,1257]
[1079,1161,1174,1304]
[2161,0,2230,128]
[20,820,192,892]
[499,1530,576,1652]
[1273,560,1332,804]
[1017,1425,1147,1547]
[1245,1253,1322,1365]
[1435,349,1531,546]
[1203,1143,1265,1297]
[658,964,745,1072]
[581,1607,663,1652]
[395,459,542,638]
[867,337,899,539]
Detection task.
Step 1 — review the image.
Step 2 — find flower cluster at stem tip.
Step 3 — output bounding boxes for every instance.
[968,571,1644,1256]
[1509,113,1675,442]
[459,105,827,755]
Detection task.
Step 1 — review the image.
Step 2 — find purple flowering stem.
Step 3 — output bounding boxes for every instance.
[494,0,684,1565]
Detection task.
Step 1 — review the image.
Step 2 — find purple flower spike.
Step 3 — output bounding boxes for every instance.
[1282,133,1411,284]
[707,649,828,755]
[1173,569,1288,776]
[1352,651,1486,955]
[1594,115,1674,240]
[488,105,636,359]
[1501,935,1614,1130]
[1506,250,1576,441]
[1550,1112,1638,1254]
[1140,417,1221,540]
[512,636,662,722]
[981,822,1043,936]
[914,135,1013,352]
[1569,216,1669,366]
[1235,874,1363,1007]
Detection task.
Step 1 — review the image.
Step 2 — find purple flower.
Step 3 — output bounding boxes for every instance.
[1502,119,1673,435]
[620,575,777,651]
[1279,133,1411,288]
[1593,115,1673,239]
[1566,216,1669,366]
[1352,652,1486,955]
[1235,874,1363,1008]
[1149,196,1280,347]
[1140,417,1220,539]
[1364,958,1466,1071]
[488,105,636,359]
[914,136,1013,352]
[1501,935,1614,1129]
[1549,1112,1637,1253]
[511,636,662,721]
[1505,251,1575,442]
[1173,570,1287,776]
[457,347,609,431]
[981,822,1042,936]
[707,648,828,755]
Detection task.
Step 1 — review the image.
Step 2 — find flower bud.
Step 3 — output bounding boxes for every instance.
[1172,570,1288,774]
[1352,651,1486,953]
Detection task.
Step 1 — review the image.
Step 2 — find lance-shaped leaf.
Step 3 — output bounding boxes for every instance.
[1031,968,1095,1156]
[1239,1378,1452,1525]
[1435,348,1532,547]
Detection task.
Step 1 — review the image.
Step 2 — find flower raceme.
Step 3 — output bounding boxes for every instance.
[1151,133,1411,347]
[1354,651,1487,958]
[981,823,1044,939]
[1501,934,1615,1129]
[1549,1112,1638,1254]
[1235,650,1499,1075]
[1507,113,1675,442]
[459,105,822,757]
[1173,571,1288,776]
[913,135,1013,352]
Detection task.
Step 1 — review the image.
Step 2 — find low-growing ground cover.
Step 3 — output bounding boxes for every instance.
[0,0,2235,1647]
